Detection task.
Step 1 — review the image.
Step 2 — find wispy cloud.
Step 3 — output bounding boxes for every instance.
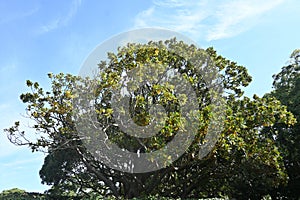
[0,62,17,73]
[207,0,284,40]
[134,0,285,41]
[0,7,39,25]
[37,0,82,34]
[0,155,43,168]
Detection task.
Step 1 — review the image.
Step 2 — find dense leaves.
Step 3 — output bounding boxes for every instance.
[263,49,300,199]
[4,39,295,199]
[0,188,44,200]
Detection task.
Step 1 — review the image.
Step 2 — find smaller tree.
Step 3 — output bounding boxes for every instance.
[263,49,300,199]
[0,188,44,200]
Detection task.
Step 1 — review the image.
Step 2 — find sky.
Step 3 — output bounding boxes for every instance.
[0,0,299,193]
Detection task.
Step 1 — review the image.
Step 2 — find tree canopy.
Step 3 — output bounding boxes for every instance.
[0,188,44,200]
[263,49,300,199]
[4,39,296,199]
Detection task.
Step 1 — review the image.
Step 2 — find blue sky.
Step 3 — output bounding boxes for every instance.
[0,0,299,193]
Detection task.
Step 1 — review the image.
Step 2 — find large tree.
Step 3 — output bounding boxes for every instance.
[4,39,295,199]
[263,49,300,199]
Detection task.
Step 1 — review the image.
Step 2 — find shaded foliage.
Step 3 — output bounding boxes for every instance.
[263,49,300,199]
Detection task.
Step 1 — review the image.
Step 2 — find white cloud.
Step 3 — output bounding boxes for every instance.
[134,0,285,41]
[0,155,43,168]
[0,7,39,25]
[0,62,17,73]
[207,0,284,40]
[37,0,82,34]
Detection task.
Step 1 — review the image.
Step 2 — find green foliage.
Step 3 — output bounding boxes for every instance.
[4,39,296,199]
[263,49,300,199]
[0,188,44,200]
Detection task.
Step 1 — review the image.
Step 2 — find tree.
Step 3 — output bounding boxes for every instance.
[263,49,300,199]
[4,39,295,199]
[0,188,44,200]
